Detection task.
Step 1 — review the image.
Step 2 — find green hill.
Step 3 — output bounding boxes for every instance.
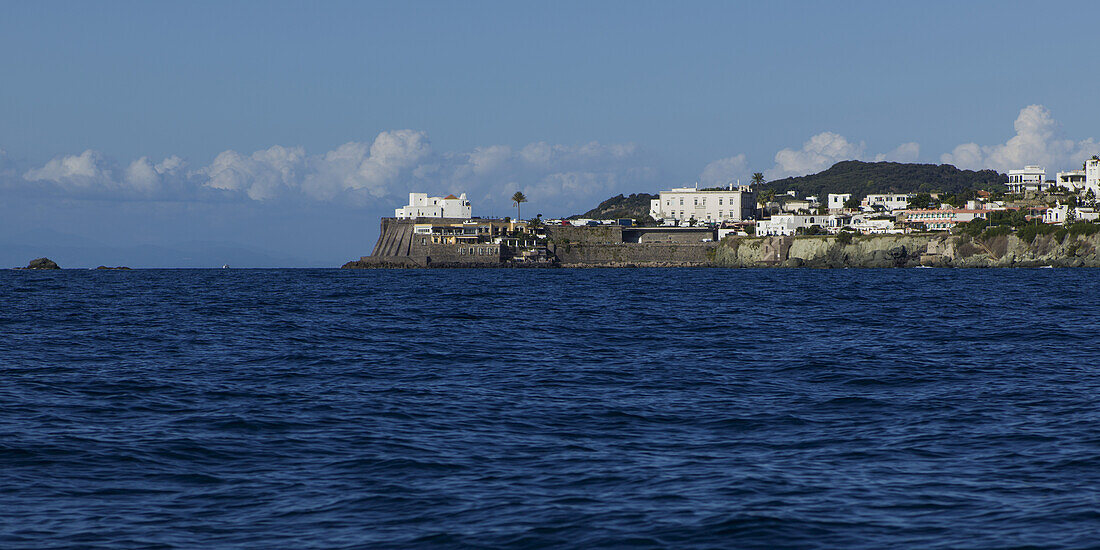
[762,161,1007,198]
[573,161,1008,219]
[571,193,655,219]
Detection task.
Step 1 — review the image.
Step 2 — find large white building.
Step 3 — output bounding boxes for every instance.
[396,192,472,219]
[1087,158,1100,197]
[901,209,988,231]
[649,185,756,224]
[1007,165,1047,194]
[861,194,910,212]
[1056,170,1087,193]
[755,214,835,236]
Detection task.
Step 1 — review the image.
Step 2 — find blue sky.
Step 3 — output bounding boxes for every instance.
[1,0,1098,266]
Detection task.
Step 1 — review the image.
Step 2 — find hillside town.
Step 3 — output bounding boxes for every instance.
[352,155,1100,267]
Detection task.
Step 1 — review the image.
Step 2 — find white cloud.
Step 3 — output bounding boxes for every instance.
[699,154,748,187]
[24,150,115,188]
[23,150,187,195]
[769,132,867,179]
[875,142,920,163]
[200,145,306,201]
[941,104,1099,171]
[124,155,186,192]
[13,132,657,216]
[301,130,432,201]
[439,141,655,215]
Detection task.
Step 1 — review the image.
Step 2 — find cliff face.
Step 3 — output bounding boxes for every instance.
[714,233,1100,268]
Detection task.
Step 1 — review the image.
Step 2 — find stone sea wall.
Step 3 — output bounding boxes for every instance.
[553,242,716,267]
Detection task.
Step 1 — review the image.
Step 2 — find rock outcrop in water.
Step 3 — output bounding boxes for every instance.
[17,257,61,270]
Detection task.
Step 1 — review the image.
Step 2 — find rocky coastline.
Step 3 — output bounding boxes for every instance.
[344,232,1100,269]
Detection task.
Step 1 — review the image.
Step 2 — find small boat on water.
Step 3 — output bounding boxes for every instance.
[222,264,230,269]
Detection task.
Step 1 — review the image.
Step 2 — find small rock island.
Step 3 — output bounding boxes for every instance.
[16,257,61,270]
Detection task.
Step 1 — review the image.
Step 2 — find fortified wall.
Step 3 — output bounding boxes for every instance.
[553,242,716,267]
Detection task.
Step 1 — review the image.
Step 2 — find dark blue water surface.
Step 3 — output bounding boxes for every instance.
[4,268,1100,548]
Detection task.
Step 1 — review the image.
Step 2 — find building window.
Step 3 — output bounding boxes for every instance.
[679,198,683,206]
[718,198,724,205]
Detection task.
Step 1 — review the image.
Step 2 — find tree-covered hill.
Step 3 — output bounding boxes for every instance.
[572,161,1008,219]
[570,193,655,219]
[762,161,1007,198]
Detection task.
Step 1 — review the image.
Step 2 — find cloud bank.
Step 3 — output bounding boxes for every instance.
[941,104,1099,172]
[11,132,657,216]
[765,134,921,179]
[9,104,1099,213]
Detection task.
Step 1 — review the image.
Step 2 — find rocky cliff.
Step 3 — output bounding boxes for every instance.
[714,233,1100,268]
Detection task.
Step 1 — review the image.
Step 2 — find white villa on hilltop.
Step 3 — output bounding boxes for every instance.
[1007,165,1047,193]
[649,183,755,224]
[395,192,472,219]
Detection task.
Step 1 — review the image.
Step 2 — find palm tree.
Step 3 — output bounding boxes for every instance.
[751,172,765,187]
[511,191,528,221]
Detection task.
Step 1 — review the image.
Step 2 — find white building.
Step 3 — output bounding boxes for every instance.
[1087,158,1100,197]
[755,214,834,236]
[861,194,910,212]
[649,184,756,224]
[902,209,988,231]
[827,193,851,211]
[1044,204,1070,224]
[396,192,472,219]
[1056,170,1087,193]
[1044,204,1100,224]
[848,216,899,234]
[1007,165,1046,194]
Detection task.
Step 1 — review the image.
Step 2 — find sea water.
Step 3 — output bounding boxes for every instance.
[3,268,1100,548]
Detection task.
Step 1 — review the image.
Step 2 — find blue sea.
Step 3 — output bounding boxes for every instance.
[3,268,1100,548]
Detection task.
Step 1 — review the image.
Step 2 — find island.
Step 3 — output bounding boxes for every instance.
[344,159,1100,269]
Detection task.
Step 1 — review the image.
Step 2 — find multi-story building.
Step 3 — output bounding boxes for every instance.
[1007,165,1046,194]
[413,219,527,244]
[1056,170,1087,193]
[901,209,988,231]
[827,193,851,211]
[754,214,835,236]
[396,192,472,219]
[861,193,910,212]
[649,185,756,224]
[1087,158,1100,197]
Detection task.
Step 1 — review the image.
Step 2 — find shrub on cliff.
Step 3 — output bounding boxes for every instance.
[1017,224,1058,243]
[1067,222,1100,237]
[981,226,1012,240]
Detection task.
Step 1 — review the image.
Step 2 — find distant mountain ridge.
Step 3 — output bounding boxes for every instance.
[761,161,1007,198]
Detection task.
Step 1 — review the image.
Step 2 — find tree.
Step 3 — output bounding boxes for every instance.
[909,193,933,209]
[751,172,765,187]
[843,196,861,210]
[511,191,528,220]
